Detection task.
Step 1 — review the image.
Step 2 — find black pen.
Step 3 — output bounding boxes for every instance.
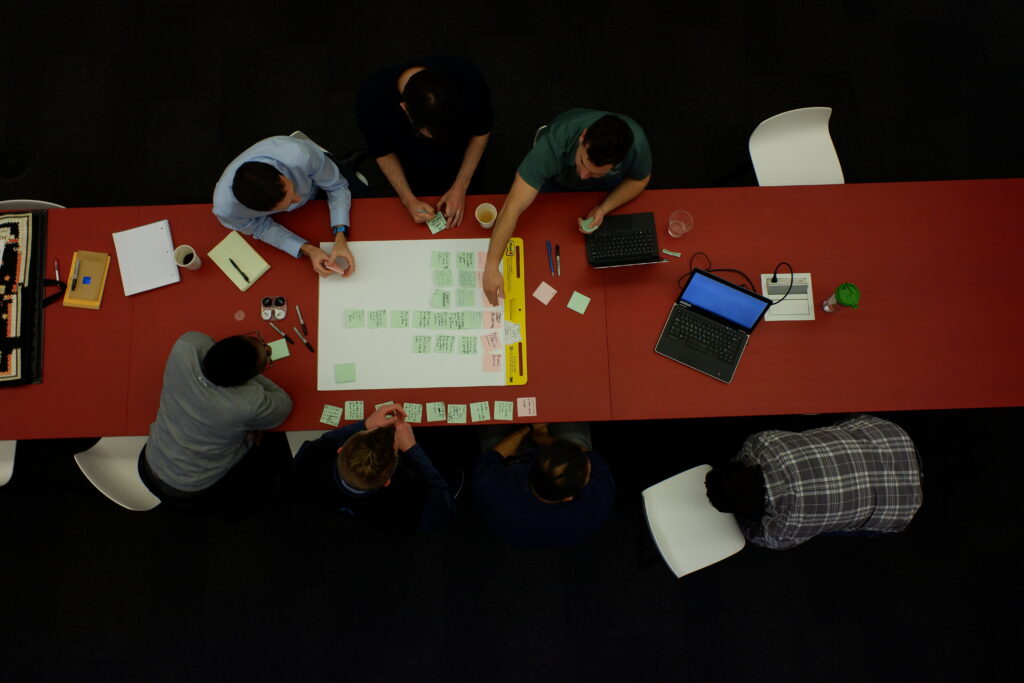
[293,325,315,353]
[556,244,561,276]
[268,321,294,344]
[71,257,81,291]
[295,304,308,336]
[228,257,249,283]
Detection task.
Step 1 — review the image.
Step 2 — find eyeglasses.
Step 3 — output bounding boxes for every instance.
[244,330,274,369]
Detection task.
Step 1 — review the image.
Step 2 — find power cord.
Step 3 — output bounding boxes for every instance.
[675,252,794,306]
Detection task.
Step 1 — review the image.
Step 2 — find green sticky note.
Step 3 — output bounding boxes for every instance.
[456,288,476,307]
[435,335,455,353]
[345,309,365,328]
[390,310,410,328]
[578,216,597,233]
[458,269,477,288]
[494,400,514,421]
[431,289,451,309]
[567,291,591,315]
[334,363,357,383]
[367,310,387,328]
[446,404,467,424]
[431,312,454,330]
[413,310,432,328]
[469,401,491,423]
[431,251,451,269]
[344,401,364,420]
[426,402,446,422]
[320,404,342,426]
[404,403,423,424]
[450,312,467,330]
[462,311,483,329]
[433,269,454,287]
[268,338,290,361]
[427,212,447,234]
[459,336,479,354]
[412,335,432,353]
[456,251,475,269]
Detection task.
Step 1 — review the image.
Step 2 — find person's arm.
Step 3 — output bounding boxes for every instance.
[403,444,456,533]
[215,212,307,258]
[584,173,651,231]
[375,153,436,224]
[245,376,294,430]
[482,174,539,306]
[438,133,491,228]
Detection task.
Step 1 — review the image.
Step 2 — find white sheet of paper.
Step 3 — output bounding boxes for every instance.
[111,219,180,296]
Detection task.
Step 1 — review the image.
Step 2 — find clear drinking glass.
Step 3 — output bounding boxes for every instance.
[667,210,694,238]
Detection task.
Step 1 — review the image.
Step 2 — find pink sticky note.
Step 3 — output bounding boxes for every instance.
[532,281,557,305]
[477,252,487,269]
[476,271,484,288]
[480,332,502,353]
[484,311,503,329]
[517,397,537,417]
[483,354,503,372]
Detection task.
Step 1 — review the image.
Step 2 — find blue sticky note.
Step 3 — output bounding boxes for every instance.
[83,276,92,284]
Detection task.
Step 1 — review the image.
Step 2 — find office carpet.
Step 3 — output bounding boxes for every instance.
[2,1,1022,681]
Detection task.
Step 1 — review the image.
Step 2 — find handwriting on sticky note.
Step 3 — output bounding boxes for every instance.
[345,309,365,328]
[427,212,447,234]
[431,290,450,309]
[334,363,357,383]
[480,332,502,353]
[404,403,423,423]
[470,401,491,422]
[456,288,476,307]
[320,404,342,426]
[390,310,410,328]
[463,311,482,329]
[458,269,477,288]
[459,336,479,354]
[426,402,446,422]
[484,311,503,329]
[493,401,514,421]
[483,353,503,372]
[517,397,537,417]
[447,404,467,423]
[268,338,290,360]
[433,269,454,287]
[567,291,590,315]
[367,310,387,328]
[503,321,522,345]
[412,335,432,353]
[345,401,364,420]
[431,312,454,330]
[456,251,475,269]
[434,335,455,353]
[533,281,557,305]
[431,251,450,269]
[414,310,432,328]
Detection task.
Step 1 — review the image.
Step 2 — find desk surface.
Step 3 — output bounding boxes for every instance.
[3,179,1022,439]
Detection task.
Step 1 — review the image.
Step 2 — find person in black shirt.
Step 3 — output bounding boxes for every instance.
[356,56,492,229]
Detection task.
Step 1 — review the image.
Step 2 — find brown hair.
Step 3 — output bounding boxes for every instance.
[338,425,398,490]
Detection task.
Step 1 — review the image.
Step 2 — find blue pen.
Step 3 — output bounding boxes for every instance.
[546,240,554,276]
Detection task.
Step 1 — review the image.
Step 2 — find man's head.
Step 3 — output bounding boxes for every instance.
[201,334,270,387]
[337,424,399,491]
[400,68,458,141]
[232,161,301,212]
[529,439,591,503]
[704,462,767,518]
[575,115,634,179]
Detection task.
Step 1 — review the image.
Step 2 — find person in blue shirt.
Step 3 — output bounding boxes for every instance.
[471,423,615,548]
[213,135,356,278]
[290,404,456,535]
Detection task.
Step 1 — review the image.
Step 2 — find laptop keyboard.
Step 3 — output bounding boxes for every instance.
[669,309,745,363]
[587,230,659,263]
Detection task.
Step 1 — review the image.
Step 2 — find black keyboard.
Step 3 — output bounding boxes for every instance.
[668,308,745,363]
[586,229,659,265]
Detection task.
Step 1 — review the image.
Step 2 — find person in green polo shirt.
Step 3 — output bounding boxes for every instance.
[482,108,652,305]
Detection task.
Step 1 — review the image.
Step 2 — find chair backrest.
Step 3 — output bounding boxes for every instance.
[289,130,331,156]
[642,464,746,578]
[0,199,66,210]
[0,440,15,487]
[74,436,160,511]
[286,430,324,458]
[748,107,844,186]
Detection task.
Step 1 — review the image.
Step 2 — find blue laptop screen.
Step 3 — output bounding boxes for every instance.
[680,271,770,330]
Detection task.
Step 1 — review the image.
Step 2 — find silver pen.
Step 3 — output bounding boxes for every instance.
[292,325,315,353]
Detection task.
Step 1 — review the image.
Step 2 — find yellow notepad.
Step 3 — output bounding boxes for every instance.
[63,250,111,310]
[207,231,270,292]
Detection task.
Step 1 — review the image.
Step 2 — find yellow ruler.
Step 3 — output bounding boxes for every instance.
[502,238,527,385]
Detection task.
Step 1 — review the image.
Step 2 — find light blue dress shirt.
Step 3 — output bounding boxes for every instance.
[212,136,351,257]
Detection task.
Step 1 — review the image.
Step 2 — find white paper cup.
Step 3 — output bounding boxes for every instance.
[475,203,497,229]
[174,244,201,270]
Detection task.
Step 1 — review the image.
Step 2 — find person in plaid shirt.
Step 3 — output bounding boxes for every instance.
[704,415,923,549]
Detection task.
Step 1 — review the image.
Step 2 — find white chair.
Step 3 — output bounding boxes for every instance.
[748,107,844,186]
[0,440,15,486]
[642,465,746,578]
[286,430,323,458]
[0,199,65,210]
[74,437,160,511]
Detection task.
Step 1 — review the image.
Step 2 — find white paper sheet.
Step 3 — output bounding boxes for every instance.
[112,219,180,296]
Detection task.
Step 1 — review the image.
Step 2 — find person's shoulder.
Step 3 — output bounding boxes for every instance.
[175,331,214,353]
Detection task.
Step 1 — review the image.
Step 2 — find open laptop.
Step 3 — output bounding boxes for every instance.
[585,212,664,268]
[655,269,772,383]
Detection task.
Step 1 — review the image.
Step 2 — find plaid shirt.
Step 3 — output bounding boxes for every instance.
[736,415,923,549]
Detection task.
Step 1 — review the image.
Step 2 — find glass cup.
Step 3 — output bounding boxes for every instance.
[667,210,693,238]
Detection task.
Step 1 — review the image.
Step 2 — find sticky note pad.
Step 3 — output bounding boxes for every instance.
[334,363,357,383]
[494,401,514,421]
[435,335,455,353]
[470,401,491,422]
[456,288,476,307]
[567,291,591,315]
[412,335,432,353]
[404,403,423,424]
[459,336,479,354]
[375,401,394,410]
[427,212,447,234]
[345,309,365,328]
[83,276,92,285]
[320,404,342,427]
[431,251,450,269]
[268,338,290,360]
[533,281,557,305]
[390,310,410,328]
[447,404,467,424]
[517,397,537,417]
[367,310,387,328]
[431,290,450,308]
[345,401,364,420]
[426,402,446,422]
[433,269,454,287]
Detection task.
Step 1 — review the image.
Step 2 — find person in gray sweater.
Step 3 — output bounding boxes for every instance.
[140,331,293,515]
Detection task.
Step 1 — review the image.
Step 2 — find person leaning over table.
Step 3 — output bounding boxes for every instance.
[482,108,652,305]
[356,55,492,230]
[213,135,358,278]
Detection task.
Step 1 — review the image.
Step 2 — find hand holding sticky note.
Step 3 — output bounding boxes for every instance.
[578,216,598,234]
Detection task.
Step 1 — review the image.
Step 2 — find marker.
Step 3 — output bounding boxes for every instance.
[555,244,561,276]
[268,321,294,345]
[71,257,81,291]
[292,325,315,353]
[54,259,60,282]
[546,240,554,276]
[228,257,249,283]
[295,304,308,335]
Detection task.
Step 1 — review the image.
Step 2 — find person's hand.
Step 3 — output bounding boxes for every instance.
[583,205,608,232]
[483,264,504,307]
[493,425,531,458]
[437,185,467,228]
[329,240,356,278]
[300,243,334,277]
[395,420,416,452]
[246,430,265,446]
[366,402,406,430]
[403,197,436,224]
[530,423,556,446]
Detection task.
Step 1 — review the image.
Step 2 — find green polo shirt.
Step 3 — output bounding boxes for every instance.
[517,109,652,191]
